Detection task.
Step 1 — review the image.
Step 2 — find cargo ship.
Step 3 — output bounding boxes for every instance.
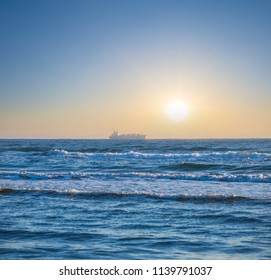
[109,131,146,140]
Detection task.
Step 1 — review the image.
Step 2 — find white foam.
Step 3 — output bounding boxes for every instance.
[0,170,270,183]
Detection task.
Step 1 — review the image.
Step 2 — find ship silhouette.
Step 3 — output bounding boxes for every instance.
[109,131,146,140]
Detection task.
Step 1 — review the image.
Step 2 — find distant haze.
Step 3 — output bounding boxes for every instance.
[0,0,270,138]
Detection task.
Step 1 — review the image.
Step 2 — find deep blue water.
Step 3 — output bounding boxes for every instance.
[0,139,270,259]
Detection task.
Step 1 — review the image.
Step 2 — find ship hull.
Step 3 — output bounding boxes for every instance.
[109,135,146,140]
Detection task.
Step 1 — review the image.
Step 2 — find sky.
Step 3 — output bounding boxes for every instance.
[0,0,270,138]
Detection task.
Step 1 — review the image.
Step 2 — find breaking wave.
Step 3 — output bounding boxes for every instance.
[0,187,266,204]
[51,149,271,160]
[0,170,271,183]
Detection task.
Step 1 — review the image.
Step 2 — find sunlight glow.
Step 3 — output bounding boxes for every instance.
[165,100,189,122]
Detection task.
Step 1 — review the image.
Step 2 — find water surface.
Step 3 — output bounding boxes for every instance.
[0,139,270,259]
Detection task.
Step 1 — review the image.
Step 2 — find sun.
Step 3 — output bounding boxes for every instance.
[165,100,189,122]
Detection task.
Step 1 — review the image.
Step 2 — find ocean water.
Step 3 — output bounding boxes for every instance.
[0,139,270,259]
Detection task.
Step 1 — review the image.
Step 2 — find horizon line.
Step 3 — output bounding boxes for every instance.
[1,137,271,140]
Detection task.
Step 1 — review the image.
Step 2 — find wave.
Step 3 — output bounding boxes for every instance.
[1,170,271,183]
[2,149,270,162]
[161,163,234,171]
[0,187,263,203]
[50,149,271,160]
[163,163,271,172]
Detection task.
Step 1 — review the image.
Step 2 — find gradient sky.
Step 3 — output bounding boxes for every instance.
[0,0,270,138]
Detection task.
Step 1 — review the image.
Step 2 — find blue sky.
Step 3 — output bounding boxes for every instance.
[0,0,270,138]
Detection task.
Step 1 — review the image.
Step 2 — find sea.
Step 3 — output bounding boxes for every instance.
[0,139,270,259]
